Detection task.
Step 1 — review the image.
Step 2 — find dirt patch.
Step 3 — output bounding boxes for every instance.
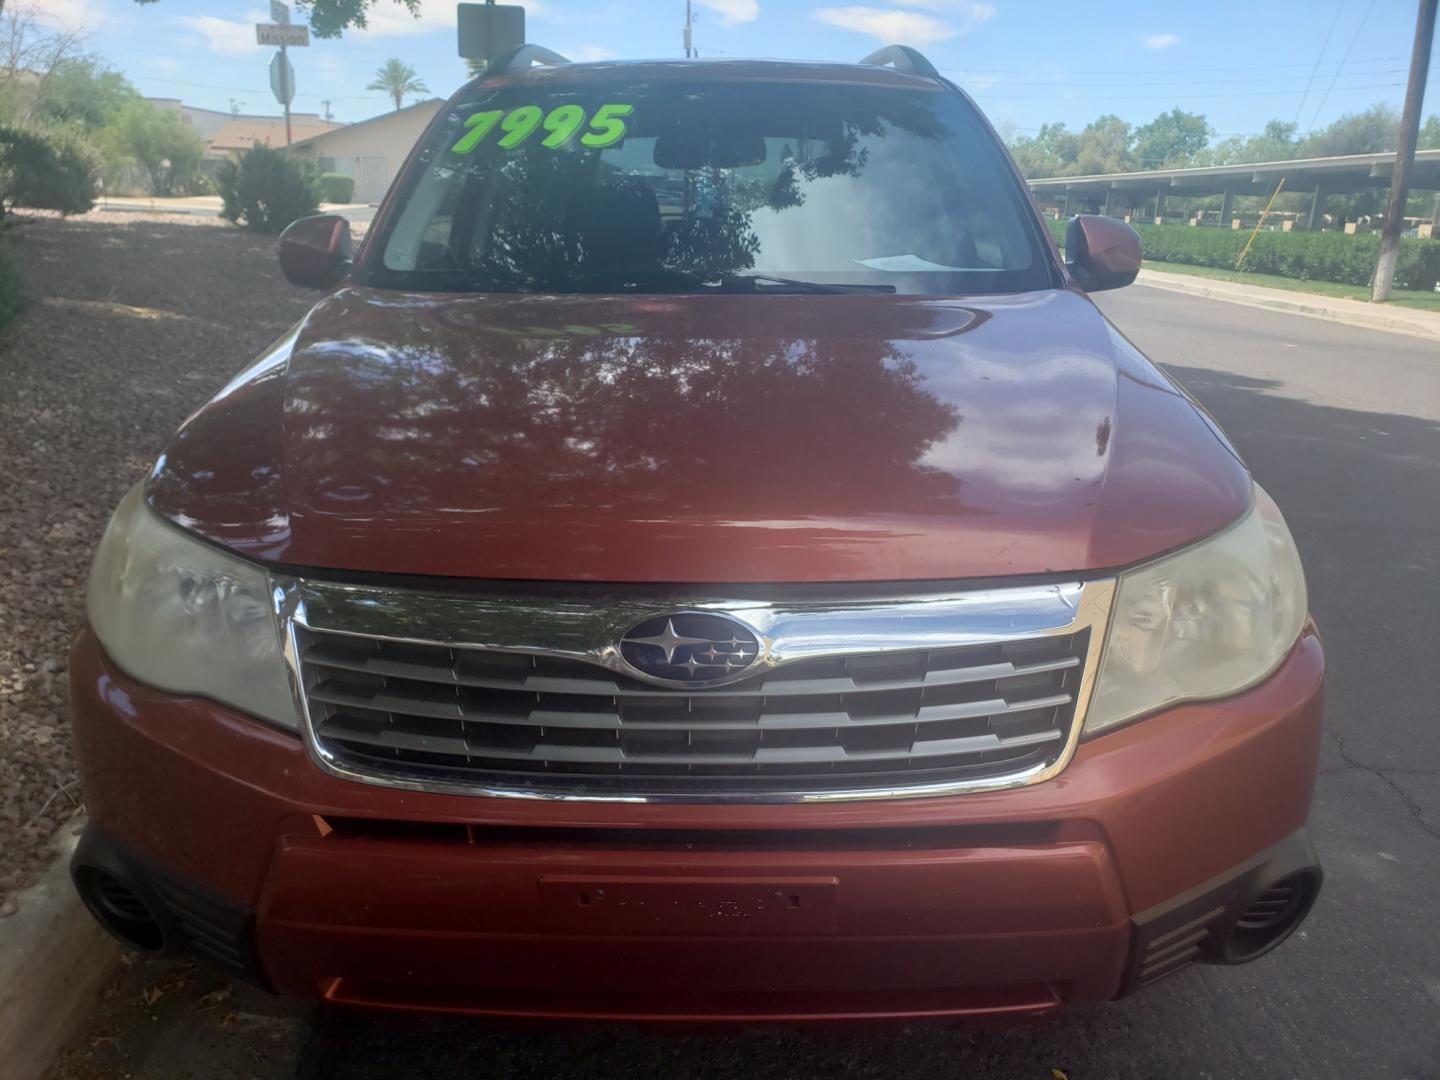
[44,953,307,1080]
[0,214,316,903]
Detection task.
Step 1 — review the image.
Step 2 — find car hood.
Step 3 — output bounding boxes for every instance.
[147,287,1250,583]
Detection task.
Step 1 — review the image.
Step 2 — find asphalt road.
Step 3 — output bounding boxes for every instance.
[48,287,1440,1080]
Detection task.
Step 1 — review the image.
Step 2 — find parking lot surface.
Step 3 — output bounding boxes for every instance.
[22,219,1439,1079]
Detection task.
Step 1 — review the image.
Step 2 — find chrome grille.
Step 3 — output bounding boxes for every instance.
[281,578,1114,802]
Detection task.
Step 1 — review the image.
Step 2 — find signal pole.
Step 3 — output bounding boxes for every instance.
[684,0,694,58]
[1373,0,1436,302]
[281,37,292,147]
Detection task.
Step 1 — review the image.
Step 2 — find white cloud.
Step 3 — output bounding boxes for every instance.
[177,12,266,55]
[25,0,108,33]
[696,0,760,25]
[1143,32,1180,50]
[898,0,995,21]
[814,7,951,44]
[343,0,555,39]
[348,1,452,38]
[815,2,993,44]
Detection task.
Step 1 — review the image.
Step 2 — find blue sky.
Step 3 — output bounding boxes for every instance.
[30,0,1437,135]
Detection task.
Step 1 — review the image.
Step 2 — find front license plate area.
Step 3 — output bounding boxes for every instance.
[538,875,840,936]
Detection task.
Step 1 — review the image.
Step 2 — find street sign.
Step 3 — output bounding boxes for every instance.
[270,0,291,25]
[269,51,296,107]
[256,22,309,47]
[457,3,524,63]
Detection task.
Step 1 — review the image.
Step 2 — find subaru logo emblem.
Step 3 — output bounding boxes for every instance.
[619,612,762,686]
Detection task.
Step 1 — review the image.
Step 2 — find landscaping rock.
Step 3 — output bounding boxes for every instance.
[0,214,314,895]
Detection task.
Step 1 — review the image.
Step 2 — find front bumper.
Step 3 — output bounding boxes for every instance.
[68,625,1325,1023]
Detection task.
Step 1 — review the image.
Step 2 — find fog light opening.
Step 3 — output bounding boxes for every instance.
[75,866,166,952]
[1221,871,1318,963]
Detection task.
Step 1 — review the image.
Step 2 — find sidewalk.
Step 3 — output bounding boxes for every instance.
[1134,267,1440,342]
[96,196,369,214]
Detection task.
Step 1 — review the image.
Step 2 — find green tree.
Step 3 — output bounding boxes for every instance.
[1073,114,1133,175]
[1299,104,1400,157]
[1201,119,1299,166]
[104,99,204,196]
[367,57,428,110]
[1131,108,1211,168]
[29,57,137,130]
[1418,114,1440,151]
[1007,122,1080,179]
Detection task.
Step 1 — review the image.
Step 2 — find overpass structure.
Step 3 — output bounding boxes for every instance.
[1027,149,1440,230]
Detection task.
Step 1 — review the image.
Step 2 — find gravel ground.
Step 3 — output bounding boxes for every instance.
[0,212,316,908]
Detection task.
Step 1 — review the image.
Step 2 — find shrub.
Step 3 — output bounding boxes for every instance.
[319,171,354,204]
[1047,217,1440,292]
[215,144,321,234]
[0,239,24,332]
[0,125,97,220]
[103,100,206,197]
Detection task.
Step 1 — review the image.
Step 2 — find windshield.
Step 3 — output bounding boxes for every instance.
[369,77,1055,296]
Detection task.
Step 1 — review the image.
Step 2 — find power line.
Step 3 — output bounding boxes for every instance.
[935,53,1410,76]
[946,65,1406,90]
[977,80,1405,102]
[1308,0,1380,129]
[1293,0,1346,126]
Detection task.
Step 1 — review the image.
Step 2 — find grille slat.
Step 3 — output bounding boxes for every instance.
[316,711,1066,767]
[301,638,1080,701]
[300,616,1091,796]
[307,680,1072,733]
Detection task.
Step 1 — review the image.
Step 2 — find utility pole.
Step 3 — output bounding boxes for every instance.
[321,98,333,122]
[683,0,694,58]
[1373,0,1436,302]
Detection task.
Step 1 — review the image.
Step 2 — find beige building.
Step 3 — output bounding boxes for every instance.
[292,99,445,204]
[206,116,343,162]
[144,98,342,162]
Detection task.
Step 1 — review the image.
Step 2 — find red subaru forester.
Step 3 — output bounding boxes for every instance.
[69,44,1322,1023]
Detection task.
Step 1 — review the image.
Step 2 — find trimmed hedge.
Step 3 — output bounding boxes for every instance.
[1046,217,1440,292]
[0,239,24,333]
[319,172,354,204]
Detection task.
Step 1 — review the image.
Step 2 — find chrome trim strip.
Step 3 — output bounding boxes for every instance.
[272,576,1116,804]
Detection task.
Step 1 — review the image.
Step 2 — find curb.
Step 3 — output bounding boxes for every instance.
[0,815,122,1080]
[1133,271,1440,343]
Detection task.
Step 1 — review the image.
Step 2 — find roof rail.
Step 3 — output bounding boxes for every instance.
[858,45,940,79]
[485,44,571,76]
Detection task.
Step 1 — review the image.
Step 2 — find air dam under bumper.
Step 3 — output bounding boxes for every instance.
[68,626,1324,1023]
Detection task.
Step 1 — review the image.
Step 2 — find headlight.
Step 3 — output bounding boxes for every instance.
[87,484,298,729]
[1085,484,1308,736]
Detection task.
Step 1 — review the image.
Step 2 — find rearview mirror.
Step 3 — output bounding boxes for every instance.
[279,214,353,289]
[1065,215,1140,292]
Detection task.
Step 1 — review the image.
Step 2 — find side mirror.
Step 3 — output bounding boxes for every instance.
[1065,215,1140,292]
[279,214,353,289]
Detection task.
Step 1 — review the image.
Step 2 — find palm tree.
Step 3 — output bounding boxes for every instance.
[367,59,428,112]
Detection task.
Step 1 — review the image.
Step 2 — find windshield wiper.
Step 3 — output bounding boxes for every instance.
[724,274,896,295]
